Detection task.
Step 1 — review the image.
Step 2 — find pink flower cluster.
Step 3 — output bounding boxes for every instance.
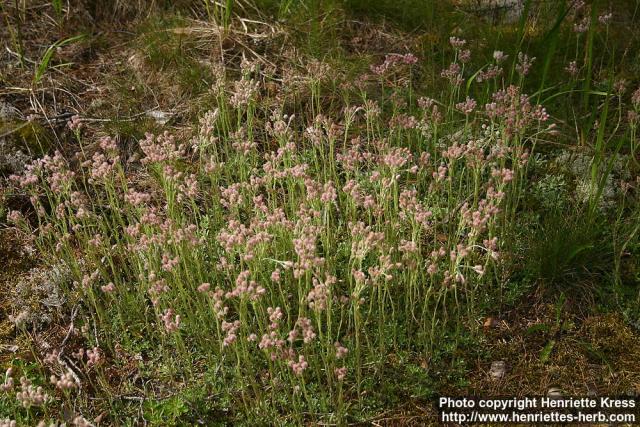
[349,221,385,260]
[1,368,13,392]
[87,136,119,183]
[226,270,266,301]
[515,53,535,77]
[334,342,348,359]
[343,180,377,210]
[222,320,240,346]
[382,146,413,169]
[288,317,316,344]
[288,355,308,376]
[161,308,181,333]
[198,284,228,318]
[139,132,187,165]
[399,189,432,228]
[86,347,103,367]
[148,275,169,305]
[292,208,325,278]
[460,195,501,236]
[230,78,259,108]
[456,97,477,115]
[441,62,463,86]
[16,376,49,408]
[477,64,503,83]
[485,86,549,135]
[449,37,466,48]
[67,114,83,131]
[307,275,336,310]
[50,371,77,390]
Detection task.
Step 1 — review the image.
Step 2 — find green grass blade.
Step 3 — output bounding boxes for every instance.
[33,35,85,85]
[581,0,599,109]
[538,0,569,101]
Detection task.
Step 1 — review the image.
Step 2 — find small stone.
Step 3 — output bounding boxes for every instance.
[146,110,173,125]
[483,317,499,329]
[547,387,564,398]
[489,361,506,380]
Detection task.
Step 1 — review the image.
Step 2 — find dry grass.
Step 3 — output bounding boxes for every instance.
[471,299,640,397]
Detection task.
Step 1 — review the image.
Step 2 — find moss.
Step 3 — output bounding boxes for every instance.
[104,117,158,142]
[0,229,36,365]
[0,120,52,157]
[136,15,213,96]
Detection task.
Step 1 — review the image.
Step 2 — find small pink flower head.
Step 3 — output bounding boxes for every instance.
[6,210,23,225]
[161,308,181,333]
[418,97,435,110]
[297,317,316,343]
[455,97,477,114]
[492,167,514,184]
[565,61,579,77]
[16,376,49,408]
[515,52,535,76]
[198,283,211,293]
[631,87,640,107]
[50,371,77,390]
[101,282,115,293]
[459,49,471,63]
[267,306,284,329]
[370,53,417,75]
[73,348,85,360]
[614,79,628,95]
[572,0,586,11]
[573,16,590,33]
[1,368,14,392]
[287,328,299,343]
[402,53,418,65]
[44,350,60,365]
[598,12,612,25]
[72,416,93,427]
[161,253,180,272]
[222,320,241,346]
[449,36,466,49]
[289,355,308,376]
[334,342,349,359]
[472,265,485,276]
[320,181,337,203]
[124,188,152,206]
[270,268,282,283]
[335,367,347,381]
[67,114,83,131]
[352,269,366,284]
[493,50,507,63]
[441,62,463,86]
[86,347,103,366]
